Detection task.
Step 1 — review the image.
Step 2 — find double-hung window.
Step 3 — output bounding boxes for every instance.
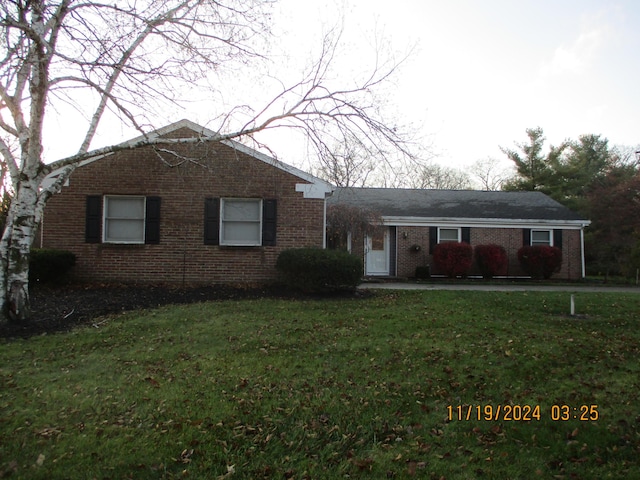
[104,196,146,244]
[220,199,262,246]
[438,227,461,243]
[86,195,160,244]
[531,230,552,246]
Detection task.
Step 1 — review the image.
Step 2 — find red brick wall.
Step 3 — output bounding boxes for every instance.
[365,226,583,280]
[42,139,326,285]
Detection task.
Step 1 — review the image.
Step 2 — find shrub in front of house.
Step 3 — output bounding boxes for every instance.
[475,244,508,279]
[432,242,473,278]
[29,248,76,284]
[276,248,362,293]
[517,245,562,279]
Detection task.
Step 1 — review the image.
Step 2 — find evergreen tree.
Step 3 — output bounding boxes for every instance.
[501,127,566,193]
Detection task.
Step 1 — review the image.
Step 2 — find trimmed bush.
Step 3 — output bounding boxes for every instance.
[517,245,562,279]
[276,248,362,293]
[432,242,473,278]
[29,248,76,283]
[475,244,508,279]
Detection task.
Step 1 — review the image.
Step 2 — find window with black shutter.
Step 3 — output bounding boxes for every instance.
[145,197,161,244]
[204,197,220,245]
[461,227,471,244]
[262,199,277,246]
[85,195,161,244]
[85,195,102,243]
[553,229,563,249]
[429,227,438,253]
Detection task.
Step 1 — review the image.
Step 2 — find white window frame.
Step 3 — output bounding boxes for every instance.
[531,229,552,246]
[438,227,461,243]
[220,198,263,246]
[103,195,146,244]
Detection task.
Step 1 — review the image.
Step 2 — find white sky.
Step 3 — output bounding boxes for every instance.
[44,0,640,176]
[270,0,640,171]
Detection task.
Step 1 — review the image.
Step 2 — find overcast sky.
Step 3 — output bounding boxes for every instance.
[44,0,640,176]
[267,0,640,171]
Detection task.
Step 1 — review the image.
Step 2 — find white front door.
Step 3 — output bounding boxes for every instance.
[365,229,389,276]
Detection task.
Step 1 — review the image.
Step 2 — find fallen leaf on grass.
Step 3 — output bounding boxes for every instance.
[36,427,63,439]
[175,449,194,464]
[36,454,45,467]
[216,464,235,479]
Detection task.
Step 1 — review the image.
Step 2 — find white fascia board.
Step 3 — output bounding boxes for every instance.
[295,183,334,199]
[382,216,591,229]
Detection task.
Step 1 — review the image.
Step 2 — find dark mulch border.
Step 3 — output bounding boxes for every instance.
[0,284,372,340]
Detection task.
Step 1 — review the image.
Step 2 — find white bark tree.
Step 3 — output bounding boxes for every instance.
[0,0,415,322]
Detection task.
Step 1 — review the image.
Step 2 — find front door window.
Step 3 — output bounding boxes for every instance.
[366,229,389,275]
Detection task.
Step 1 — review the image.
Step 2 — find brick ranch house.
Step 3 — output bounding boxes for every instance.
[327,187,591,280]
[41,119,591,284]
[41,119,333,285]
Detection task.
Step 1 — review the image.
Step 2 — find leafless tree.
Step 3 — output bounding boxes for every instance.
[469,157,512,191]
[0,0,417,322]
[408,163,471,190]
[326,204,382,251]
[311,133,377,187]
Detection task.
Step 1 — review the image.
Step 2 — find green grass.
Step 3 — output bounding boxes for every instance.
[1,290,639,479]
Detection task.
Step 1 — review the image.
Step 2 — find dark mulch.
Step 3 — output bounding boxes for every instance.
[0,284,371,340]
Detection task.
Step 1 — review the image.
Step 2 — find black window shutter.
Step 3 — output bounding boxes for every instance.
[204,198,220,245]
[85,195,102,243]
[523,229,531,247]
[262,199,277,246]
[429,227,438,253]
[553,229,563,249]
[145,196,161,244]
[461,227,471,244]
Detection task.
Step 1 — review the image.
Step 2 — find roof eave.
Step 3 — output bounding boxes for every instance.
[382,216,591,229]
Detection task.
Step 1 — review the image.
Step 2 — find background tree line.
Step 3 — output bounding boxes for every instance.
[501,127,640,279]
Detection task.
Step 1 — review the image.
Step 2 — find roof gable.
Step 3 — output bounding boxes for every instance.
[45,119,333,199]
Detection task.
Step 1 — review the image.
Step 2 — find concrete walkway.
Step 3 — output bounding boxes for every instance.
[358,281,640,294]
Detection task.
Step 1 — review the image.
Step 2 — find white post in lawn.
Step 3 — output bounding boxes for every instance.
[570,294,575,316]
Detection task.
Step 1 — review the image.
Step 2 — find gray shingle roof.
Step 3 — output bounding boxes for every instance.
[327,188,588,222]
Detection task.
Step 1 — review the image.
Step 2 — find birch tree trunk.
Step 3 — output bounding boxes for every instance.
[4,184,38,321]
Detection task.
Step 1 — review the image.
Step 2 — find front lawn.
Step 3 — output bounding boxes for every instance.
[1,291,639,478]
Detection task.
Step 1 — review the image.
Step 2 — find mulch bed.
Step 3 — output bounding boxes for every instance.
[0,284,281,340]
[0,284,371,340]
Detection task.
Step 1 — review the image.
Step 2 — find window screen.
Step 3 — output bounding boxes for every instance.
[104,196,145,243]
[220,199,262,246]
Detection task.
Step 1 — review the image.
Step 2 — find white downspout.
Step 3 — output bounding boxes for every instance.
[322,196,328,249]
[580,227,586,279]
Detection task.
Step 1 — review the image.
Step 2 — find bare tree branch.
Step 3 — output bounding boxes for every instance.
[0,0,417,321]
